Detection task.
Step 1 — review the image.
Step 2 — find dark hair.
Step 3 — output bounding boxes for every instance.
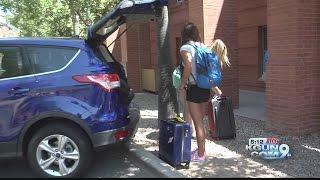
[181,23,201,45]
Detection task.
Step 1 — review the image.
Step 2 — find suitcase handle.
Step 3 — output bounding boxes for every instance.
[211,95,228,102]
[181,126,185,163]
[212,95,219,101]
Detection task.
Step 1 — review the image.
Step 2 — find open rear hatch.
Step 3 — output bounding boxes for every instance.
[87,0,167,43]
[86,0,167,105]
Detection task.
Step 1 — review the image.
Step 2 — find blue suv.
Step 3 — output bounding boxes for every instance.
[0,0,166,177]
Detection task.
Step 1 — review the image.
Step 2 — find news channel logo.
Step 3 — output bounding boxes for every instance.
[246,137,291,160]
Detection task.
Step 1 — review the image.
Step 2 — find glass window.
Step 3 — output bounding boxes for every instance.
[26,46,78,73]
[0,47,29,79]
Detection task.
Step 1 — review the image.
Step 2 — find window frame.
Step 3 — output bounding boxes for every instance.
[24,45,81,76]
[0,45,33,81]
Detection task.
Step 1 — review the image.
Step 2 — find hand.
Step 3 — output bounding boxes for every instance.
[217,89,222,96]
[211,86,222,96]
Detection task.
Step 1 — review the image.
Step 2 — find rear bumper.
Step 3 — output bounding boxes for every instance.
[92,103,140,147]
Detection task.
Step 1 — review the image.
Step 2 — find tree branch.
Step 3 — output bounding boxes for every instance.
[75,9,92,26]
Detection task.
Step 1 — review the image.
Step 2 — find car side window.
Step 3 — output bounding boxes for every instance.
[26,46,78,73]
[0,46,30,80]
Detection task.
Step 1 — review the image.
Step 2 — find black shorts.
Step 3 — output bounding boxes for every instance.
[186,85,210,103]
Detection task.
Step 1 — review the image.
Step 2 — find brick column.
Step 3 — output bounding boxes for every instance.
[125,23,151,92]
[202,0,239,108]
[266,0,320,135]
[188,0,204,40]
[125,24,139,92]
[106,28,122,62]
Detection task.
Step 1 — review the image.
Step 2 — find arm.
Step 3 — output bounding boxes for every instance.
[211,86,222,96]
[179,50,193,90]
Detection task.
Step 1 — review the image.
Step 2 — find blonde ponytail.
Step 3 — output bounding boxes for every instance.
[211,39,230,69]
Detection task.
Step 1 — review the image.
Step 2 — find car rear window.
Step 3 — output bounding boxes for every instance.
[26,46,79,73]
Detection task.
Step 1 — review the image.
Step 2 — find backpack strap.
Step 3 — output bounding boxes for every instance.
[185,42,198,83]
[188,42,211,75]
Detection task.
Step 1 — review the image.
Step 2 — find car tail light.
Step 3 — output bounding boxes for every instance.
[114,130,129,141]
[73,74,120,91]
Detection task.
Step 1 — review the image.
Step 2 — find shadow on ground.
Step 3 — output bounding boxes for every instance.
[132,92,320,178]
[0,144,153,178]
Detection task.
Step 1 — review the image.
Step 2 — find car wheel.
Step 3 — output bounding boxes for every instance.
[27,123,92,178]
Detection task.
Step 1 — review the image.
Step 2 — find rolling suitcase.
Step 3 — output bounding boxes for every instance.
[207,96,236,140]
[159,118,191,169]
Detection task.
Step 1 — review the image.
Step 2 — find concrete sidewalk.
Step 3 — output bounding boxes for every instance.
[125,142,186,178]
[234,90,266,121]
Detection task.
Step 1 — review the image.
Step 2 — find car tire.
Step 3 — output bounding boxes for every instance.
[27,122,92,178]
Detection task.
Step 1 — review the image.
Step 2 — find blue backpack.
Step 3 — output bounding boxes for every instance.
[189,43,222,89]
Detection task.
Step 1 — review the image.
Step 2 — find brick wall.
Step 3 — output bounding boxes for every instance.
[106,27,122,63]
[203,0,239,108]
[125,23,151,92]
[146,1,189,92]
[238,0,267,91]
[120,25,128,72]
[169,1,188,66]
[149,0,190,69]
[149,23,158,68]
[266,0,320,135]
[188,0,204,41]
[139,24,151,70]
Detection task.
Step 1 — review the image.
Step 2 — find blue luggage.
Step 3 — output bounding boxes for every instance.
[158,118,191,169]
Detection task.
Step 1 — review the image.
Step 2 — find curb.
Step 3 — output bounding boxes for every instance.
[125,142,186,178]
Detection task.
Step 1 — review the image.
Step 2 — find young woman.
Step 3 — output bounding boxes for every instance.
[179,23,210,162]
[210,39,231,96]
[179,23,231,162]
[174,55,196,138]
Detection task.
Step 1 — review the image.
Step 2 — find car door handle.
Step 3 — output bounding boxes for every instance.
[8,87,30,95]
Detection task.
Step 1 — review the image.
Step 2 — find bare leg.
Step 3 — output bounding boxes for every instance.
[179,89,196,137]
[188,101,207,157]
[185,100,196,137]
[201,102,208,138]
